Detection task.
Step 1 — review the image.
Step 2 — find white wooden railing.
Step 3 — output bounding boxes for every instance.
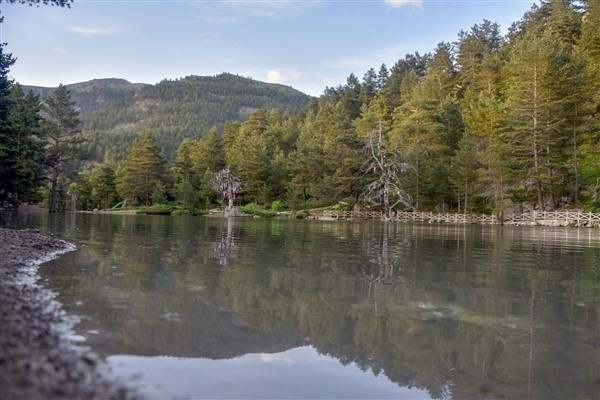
[320,210,600,227]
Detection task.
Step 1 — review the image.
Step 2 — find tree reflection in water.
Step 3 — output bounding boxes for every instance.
[26,214,600,400]
[212,217,238,265]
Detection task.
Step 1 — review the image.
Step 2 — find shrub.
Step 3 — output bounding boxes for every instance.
[136,204,174,215]
[240,204,278,218]
[270,200,287,212]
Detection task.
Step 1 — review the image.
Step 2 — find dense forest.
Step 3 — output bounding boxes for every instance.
[24,74,312,162]
[1,0,599,215]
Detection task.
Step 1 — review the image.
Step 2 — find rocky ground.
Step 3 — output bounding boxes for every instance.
[0,228,139,400]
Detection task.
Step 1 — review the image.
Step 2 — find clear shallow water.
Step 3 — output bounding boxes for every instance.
[4,212,600,399]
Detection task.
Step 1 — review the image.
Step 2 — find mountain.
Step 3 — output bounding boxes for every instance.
[24,73,312,161]
[24,78,147,115]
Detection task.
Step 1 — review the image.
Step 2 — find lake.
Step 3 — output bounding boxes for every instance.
[4,212,600,399]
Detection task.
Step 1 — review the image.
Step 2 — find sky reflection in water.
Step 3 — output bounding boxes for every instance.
[108,345,430,399]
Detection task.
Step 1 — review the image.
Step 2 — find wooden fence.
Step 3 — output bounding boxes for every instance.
[320,210,600,227]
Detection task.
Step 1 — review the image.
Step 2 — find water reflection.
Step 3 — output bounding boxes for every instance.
[212,217,238,265]
[6,213,600,399]
[108,346,430,400]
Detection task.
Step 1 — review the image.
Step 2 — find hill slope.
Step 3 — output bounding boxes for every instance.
[25,73,312,161]
[25,78,146,115]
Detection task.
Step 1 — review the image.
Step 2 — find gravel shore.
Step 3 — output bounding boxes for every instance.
[0,228,139,400]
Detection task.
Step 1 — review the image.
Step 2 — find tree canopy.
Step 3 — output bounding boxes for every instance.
[3,0,599,214]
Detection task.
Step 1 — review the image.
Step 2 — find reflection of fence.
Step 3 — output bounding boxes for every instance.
[321,210,600,227]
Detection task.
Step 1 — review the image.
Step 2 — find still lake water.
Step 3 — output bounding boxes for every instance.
[4,212,600,399]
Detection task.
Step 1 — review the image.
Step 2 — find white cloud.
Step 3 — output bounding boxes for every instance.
[67,27,117,36]
[259,353,294,364]
[266,68,302,86]
[385,0,424,11]
[266,70,283,83]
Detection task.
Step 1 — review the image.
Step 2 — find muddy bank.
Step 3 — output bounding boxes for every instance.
[0,228,139,400]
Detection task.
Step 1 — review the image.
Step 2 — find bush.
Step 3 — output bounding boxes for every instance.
[294,209,310,219]
[136,204,174,215]
[270,200,287,212]
[240,204,278,218]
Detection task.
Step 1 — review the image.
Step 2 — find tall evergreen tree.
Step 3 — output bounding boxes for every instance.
[1,80,45,204]
[190,127,225,175]
[226,111,272,204]
[578,0,600,209]
[117,131,167,205]
[502,31,571,210]
[455,20,503,99]
[288,109,326,203]
[42,84,82,212]
[449,133,480,213]
[462,92,511,213]
[90,163,118,209]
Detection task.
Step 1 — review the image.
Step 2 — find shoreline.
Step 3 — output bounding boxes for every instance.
[0,228,139,400]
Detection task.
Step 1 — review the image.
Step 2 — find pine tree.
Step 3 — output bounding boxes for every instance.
[1,82,45,204]
[502,31,571,210]
[117,131,167,205]
[42,84,82,212]
[578,0,600,209]
[449,133,480,213]
[191,127,225,174]
[462,91,511,213]
[90,163,118,209]
[288,110,326,203]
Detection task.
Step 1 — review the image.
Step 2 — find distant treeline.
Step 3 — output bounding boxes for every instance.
[3,0,599,215]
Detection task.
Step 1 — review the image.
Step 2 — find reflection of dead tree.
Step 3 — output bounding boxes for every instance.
[362,123,413,220]
[358,224,399,305]
[212,217,238,265]
[208,168,242,210]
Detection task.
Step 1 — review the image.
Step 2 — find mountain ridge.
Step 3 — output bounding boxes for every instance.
[23,73,312,161]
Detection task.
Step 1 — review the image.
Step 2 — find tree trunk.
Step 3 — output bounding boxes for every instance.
[49,169,58,213]
[464,181,468,214]
[572,106,580,204]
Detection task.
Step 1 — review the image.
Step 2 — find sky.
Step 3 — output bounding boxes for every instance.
[1,0,539,97]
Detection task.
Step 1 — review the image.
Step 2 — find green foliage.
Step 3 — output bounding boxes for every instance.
[239,204,278,218]
[151,182,168,205]
[117,131,169,206]
[270,200,287,212]
[135,204,174,215]
[42,84,83,212]
[0,81,45,204]
[7,2,599,215]
[175,179,198,211]
[26,74,311,163]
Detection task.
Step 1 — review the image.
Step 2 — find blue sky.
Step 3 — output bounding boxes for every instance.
[1,0,538,96]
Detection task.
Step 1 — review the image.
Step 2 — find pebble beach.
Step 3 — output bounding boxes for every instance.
[0,228,139,400]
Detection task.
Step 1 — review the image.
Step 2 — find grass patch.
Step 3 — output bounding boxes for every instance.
[136,204,176,215]
[239,204,278,218]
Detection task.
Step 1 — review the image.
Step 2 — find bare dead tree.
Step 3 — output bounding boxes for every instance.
[361,123,413,220]
[208,168,242,210]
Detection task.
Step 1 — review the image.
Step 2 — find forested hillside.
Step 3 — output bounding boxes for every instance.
[24,78,146,115]
[26,74,312,161]
[3,0,599,215]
